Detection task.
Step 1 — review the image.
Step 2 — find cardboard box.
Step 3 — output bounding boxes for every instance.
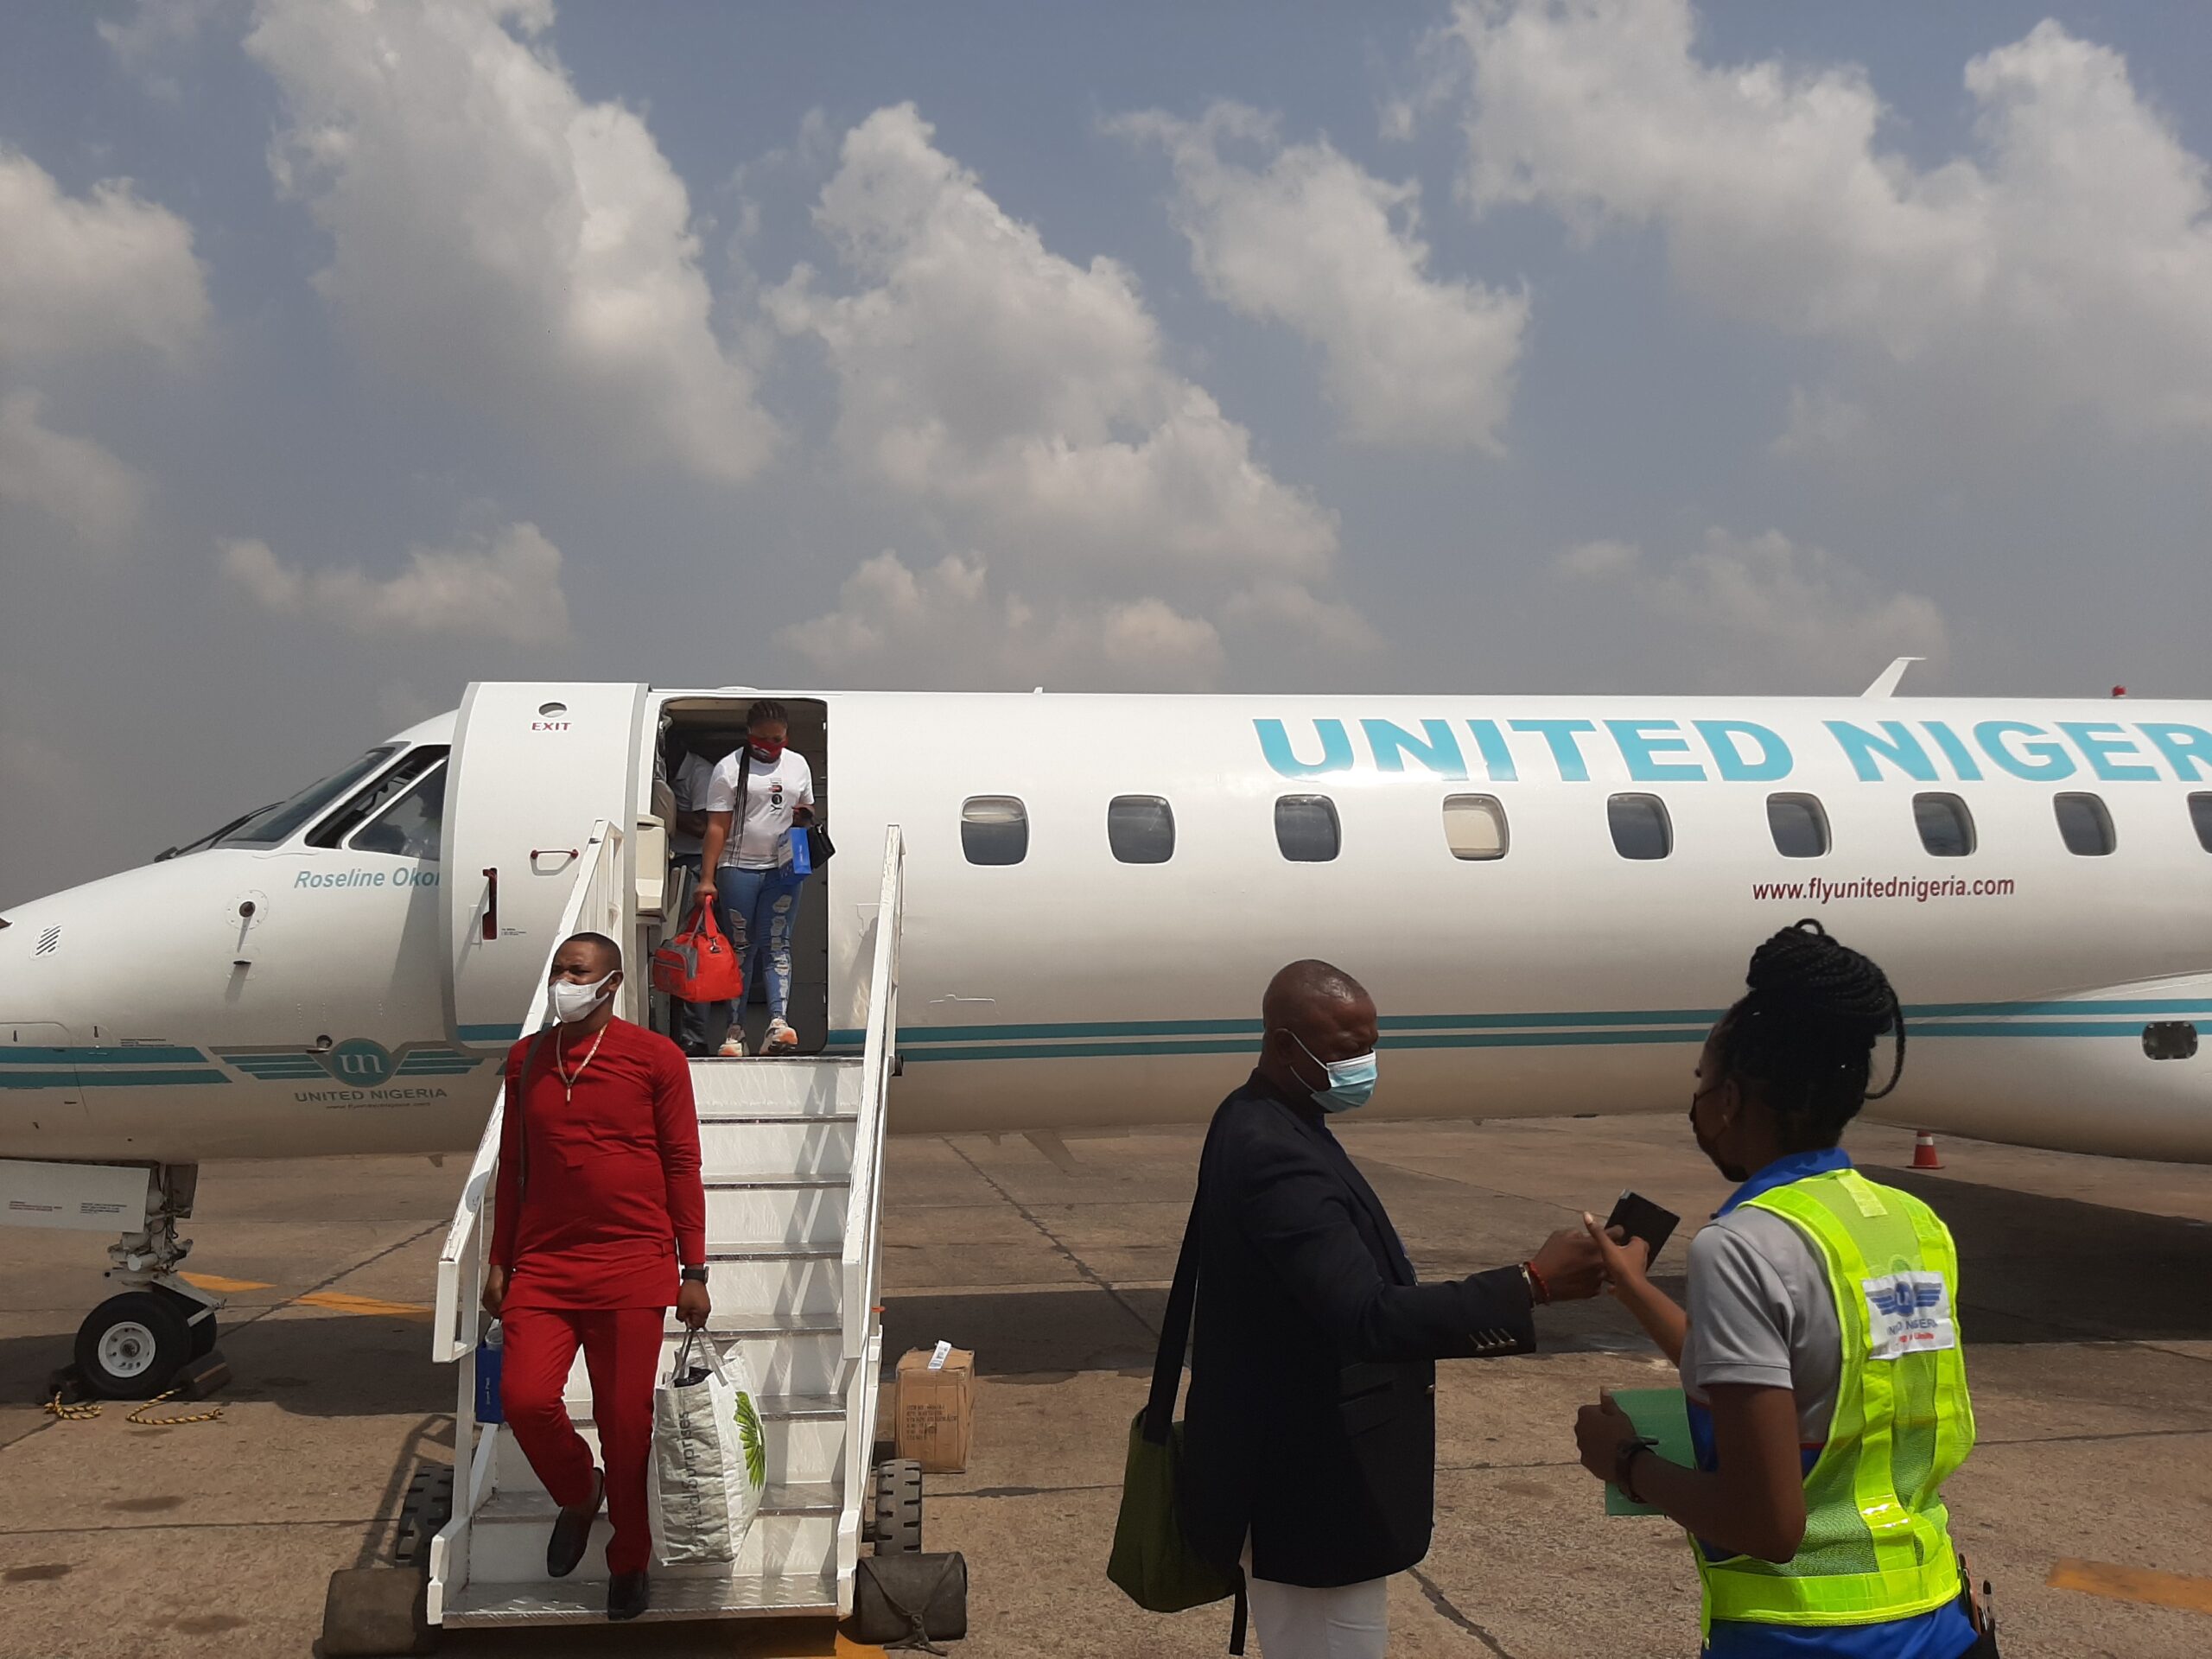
[895,1345,975,1473]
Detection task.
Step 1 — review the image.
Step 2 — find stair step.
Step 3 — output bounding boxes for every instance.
[557,1391,844,1426]
[688,1062,861,1119]
[705,1182,848,1249]
[699,1118,855,1179]
[479,1479,838,1523]
[467,1480,842,1584]
[710,1243,841,1262]
[442,1571,836,1627]
[706,1174,848,1190]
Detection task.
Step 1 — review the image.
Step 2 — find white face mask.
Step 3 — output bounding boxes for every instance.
[549,972,616,1024]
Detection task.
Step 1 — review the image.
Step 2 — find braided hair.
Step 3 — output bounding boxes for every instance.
[1712,919,1904,1151]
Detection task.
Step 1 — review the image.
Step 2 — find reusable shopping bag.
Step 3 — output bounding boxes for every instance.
[650,1331,766,1565]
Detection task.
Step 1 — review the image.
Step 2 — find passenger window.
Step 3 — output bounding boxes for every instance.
[2191,794,2212,854]
[961,797,1029,866]
[1274,796,1340,862]
[1607,794,1671,861]
[1914,793,1976,857]
[2053,792,2115,857]
[309,747,449,849]
[350,763,447,860]
[1766,794,1830,859]
[1441,795,1509,861]
[1107,796,1175,864]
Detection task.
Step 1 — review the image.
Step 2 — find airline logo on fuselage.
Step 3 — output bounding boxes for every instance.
[215,1039,483,1099]
[1255,715,2212,786]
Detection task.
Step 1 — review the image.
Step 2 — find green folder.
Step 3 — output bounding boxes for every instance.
[1604,1388,1694,1516]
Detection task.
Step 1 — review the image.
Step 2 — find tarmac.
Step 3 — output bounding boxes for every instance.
[3,1112,2209,1658]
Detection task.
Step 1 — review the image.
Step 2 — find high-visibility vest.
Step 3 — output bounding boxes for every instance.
[1694,1168,1976,1630]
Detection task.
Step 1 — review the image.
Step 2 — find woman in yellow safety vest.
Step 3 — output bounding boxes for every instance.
[1573,919,1996,1658]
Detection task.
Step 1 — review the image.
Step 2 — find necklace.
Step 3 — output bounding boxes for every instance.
[554,1023,610,1105]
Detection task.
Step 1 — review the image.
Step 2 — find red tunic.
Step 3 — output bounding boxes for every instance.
[489,1018,707,1312]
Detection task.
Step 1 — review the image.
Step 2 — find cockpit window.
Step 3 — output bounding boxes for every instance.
[309,747,449,849]
[350,763,447,860]
[213,748,401,849]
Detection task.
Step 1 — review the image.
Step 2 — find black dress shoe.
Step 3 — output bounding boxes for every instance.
[545,1469,604,1578]
[607,1570,650,1622]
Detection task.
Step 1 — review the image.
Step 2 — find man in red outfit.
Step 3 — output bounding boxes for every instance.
[482,931,710,1622]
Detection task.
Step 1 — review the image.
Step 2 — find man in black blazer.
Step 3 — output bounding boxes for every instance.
[1179,959,1618,1657]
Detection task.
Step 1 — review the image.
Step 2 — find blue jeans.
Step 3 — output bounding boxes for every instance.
[717,866,800,1026]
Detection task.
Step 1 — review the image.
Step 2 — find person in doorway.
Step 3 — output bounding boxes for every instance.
[1177,958,1619,1659]
[482,933,711,1623]
[697,699,816,1057]
[1572,920,1993,1658]
[658,731,726,1057]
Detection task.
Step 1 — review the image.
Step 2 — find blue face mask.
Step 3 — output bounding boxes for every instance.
[1287,1030,1379,1113]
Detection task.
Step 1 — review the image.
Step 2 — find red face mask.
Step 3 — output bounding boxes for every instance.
[749,737,785,761]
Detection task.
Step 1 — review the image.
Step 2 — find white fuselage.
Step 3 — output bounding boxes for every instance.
[3,687,2209,1168]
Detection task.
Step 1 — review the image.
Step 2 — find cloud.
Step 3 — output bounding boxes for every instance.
[245,0,776,482]
[779,550,1229,691]
[0,148,210,365]
[1554,528,1948,692]
[99,0,232,99]
[1116,103,1528,449]
[220,520,573,647]
[0,391,150,554]
[1450,1,2212,442]
[770,104,1357,682]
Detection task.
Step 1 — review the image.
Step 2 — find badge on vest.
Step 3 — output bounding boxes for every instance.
[1861,1270,1955,1360]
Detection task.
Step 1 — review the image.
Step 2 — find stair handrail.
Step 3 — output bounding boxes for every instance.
[431,817,624,1365]
[842,824,905,1364]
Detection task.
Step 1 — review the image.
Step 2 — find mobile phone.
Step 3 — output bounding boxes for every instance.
[1605,1190,1680,1264]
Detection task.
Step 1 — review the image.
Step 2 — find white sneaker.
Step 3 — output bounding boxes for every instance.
[715,1033,747,1058]
[760,1018,798,1056]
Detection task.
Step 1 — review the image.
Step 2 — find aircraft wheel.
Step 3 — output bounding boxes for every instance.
[75,1292,192,1400]
[870,1459,924,1554]
[187,1310,219,1360]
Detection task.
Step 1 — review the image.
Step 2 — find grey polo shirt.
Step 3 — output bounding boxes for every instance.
[1680,1205,1842,1446]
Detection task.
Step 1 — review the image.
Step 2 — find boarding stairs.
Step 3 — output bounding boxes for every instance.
[423,823,904,1629]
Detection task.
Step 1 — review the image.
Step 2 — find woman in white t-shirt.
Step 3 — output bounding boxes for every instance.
[696,700,816,1057]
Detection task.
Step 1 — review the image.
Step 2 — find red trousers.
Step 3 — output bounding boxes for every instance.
[499,1306,664,1574]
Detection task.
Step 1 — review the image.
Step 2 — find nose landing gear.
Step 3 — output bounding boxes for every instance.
[72,1164,224,1400]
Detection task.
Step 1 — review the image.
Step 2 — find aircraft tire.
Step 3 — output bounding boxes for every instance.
[75,1291,193,1400]
[187,1309,219,1360]
[870,1459,924,1554]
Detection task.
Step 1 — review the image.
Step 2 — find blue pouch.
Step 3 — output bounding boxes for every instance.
[475,1325,505,1424]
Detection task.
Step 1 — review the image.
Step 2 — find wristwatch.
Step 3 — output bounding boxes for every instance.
[680,1265,709,1285]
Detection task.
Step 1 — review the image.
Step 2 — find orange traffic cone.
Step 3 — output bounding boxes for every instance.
[1910,1130,1942,1170]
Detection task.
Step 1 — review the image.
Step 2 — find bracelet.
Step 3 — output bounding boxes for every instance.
[1522,1260,1551,1306]
[1615,1437,1656,1505]
[680,1266,709,1285]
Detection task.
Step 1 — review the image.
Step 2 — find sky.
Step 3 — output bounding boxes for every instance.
[3,0,2210,906]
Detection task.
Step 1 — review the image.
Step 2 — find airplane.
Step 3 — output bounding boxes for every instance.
[3,672,2209,1399]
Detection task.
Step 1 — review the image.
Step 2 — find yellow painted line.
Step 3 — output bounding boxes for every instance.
[2048,1558,2212,1614]
[294,1291,435,1321]
[178,1272,274,1294]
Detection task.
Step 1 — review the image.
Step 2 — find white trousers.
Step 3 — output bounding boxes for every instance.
[1242,1539,1389,1659]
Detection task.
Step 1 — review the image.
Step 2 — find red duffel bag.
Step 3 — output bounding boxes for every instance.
[652,898,745,1003]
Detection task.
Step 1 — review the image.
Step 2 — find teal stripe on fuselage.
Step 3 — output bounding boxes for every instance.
[899,1027,1719,1063]
[1911,1000,2212,1019]
[0,1046,209,1066]
[0,1069,226,1088]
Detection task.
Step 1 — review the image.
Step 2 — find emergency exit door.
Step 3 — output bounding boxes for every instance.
[442,683,648,1054]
